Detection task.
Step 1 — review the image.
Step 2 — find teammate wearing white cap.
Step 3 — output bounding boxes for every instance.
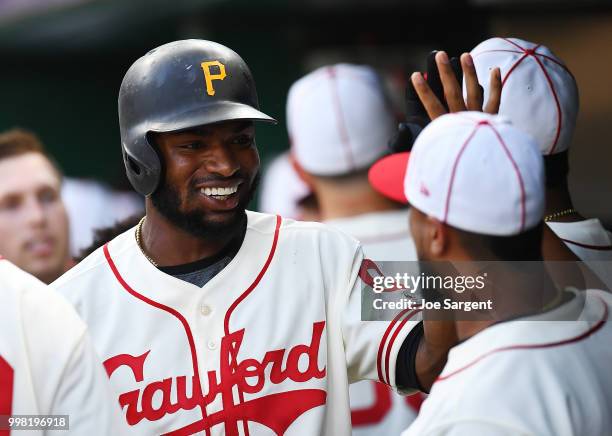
[0,258,127,434]
[259,152,319,222]
[470,37,612,287]
[287,64,420,435]
[369,111,612,436]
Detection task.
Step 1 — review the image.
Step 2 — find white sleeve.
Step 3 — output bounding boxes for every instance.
[403,420,534,436]
[51,332,130,435]
[341,246,421,390]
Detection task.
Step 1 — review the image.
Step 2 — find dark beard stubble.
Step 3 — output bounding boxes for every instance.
[150,172,260,241]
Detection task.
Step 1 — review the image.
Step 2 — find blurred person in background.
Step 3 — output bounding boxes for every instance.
[0,258,129,434]
[0,128,71,283]
[62,177,143,258]
[288,63,421,435]
[259,151,320,221]
[75,214,142,261]
[470,37,612,288]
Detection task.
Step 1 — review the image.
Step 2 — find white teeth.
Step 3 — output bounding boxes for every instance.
[200,185,239,197]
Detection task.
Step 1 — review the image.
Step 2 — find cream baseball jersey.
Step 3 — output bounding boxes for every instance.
[51,211,419,435]
[0,259,127,435]
[402,289,612,436]
[547,219,612,289]
[325,209,422,435]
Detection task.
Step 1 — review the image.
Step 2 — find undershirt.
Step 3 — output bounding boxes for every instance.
[158,225,246,288]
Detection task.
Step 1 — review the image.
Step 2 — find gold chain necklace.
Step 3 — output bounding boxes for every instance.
[544,208,576,223]
[135,216,158,267]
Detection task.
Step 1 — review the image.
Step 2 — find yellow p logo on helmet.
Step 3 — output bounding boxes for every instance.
[201,60,227,96]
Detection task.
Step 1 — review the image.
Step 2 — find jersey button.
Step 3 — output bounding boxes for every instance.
[200,304,212,316]
[207,340,217,350]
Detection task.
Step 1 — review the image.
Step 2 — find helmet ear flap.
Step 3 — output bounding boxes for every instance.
[124,151,142,176]
[122,136,162,197]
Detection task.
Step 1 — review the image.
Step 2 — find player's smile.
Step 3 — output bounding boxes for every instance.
[196,181,243,210]
[151,119,260,220]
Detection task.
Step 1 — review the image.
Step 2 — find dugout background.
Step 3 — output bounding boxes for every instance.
[0,0,609,225]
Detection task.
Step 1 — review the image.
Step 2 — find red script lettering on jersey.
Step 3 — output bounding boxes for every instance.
[104,321,327,435]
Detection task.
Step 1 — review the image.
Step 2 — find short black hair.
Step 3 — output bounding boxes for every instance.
[543,151,569,189]
[310,166,370,183]
[77,215,142,261]
[453,222,544,261]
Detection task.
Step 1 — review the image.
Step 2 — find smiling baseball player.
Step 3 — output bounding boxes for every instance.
[369,112,612,436]
[0,258,127,435]
[48,39,459,435]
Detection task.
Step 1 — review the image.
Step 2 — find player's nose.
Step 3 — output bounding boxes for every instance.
[203,142,240,178]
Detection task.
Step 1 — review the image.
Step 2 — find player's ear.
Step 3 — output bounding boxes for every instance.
[426,216,448,258]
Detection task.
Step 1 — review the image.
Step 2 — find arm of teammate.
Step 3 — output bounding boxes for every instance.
[339,246,422,390]
[340,246,456,393]
[402,420,534,436]
[51,331,129,435]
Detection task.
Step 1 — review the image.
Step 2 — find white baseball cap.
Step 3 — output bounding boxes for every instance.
[369,112,545,236]
[469,37,579,155]
[259,152,311,219]
[287,64,396,176]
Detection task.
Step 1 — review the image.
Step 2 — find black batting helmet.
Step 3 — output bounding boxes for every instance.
[118,39,276,196]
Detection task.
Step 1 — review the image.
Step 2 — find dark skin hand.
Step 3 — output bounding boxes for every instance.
[408,51,502,391]
[411,51,502,119]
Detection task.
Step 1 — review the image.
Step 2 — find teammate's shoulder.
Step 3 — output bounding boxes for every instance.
[248,210,360,246]
[51,225,136,291]
[0,259,47,294]
[0,259,86,333]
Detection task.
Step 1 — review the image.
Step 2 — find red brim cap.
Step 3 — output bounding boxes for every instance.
[368,152,410,204]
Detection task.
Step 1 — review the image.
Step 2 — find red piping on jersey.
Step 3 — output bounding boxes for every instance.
[223,215,282,335]
[384,309,422,388]
[485,123,528,232]
[376,308,419,385]
[103,244,209,432]
[327,66,356,171]
[222,214,281,436]
[0,355,14,430]
[377,309,410,384]
[436,296,608,382]
[443,125,480,223]
[560,238,612,251]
